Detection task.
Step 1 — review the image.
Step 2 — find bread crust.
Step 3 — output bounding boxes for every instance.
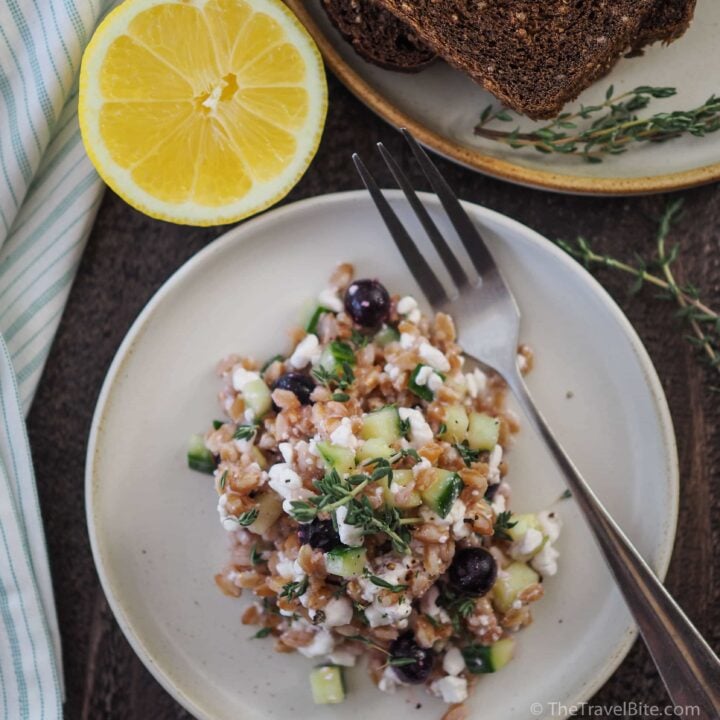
[322,0,436,73]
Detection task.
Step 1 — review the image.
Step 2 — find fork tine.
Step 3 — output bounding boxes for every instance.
[352,153,449,307]
[376,142,469,291]
[401,129,496,275]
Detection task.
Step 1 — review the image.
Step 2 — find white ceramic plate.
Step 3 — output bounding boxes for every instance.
[287,0,720,195]
[87,191,678,720]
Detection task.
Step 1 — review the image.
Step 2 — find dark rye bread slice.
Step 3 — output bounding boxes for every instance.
[634,0,697,49]
[321,0,436,72]
[373,0,657,119]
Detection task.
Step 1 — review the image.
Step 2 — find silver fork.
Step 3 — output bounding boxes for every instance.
[353,130,720,717]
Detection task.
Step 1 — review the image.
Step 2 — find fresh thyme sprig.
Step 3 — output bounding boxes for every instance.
[475,86,720,163]
[312,363,355,390]
[280,576,308,600]
[454,441,482,467]
[493,510,517,541]
[289,463,419,552]
[235,508,259,527]
[233,423,258,441]
[364,571,408,593]
[437,584,477,633]
[344,634,415,668]
[557,200,719,387]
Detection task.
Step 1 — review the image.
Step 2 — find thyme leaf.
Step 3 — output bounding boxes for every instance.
[476,86,720,162]
[493,510,517,541]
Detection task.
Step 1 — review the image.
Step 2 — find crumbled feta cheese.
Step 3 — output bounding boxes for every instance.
[383,362,401,381]
[412,456,432,478]
[378,666,402,693]
[289,334,321,369]
[430,675,468,704]
[414,364,433,386]
[397,296,421,324]
[232,366,260,392]
[465,367,488,399]
[278,442,294,464]
[268,463,302,499]
[443,647,466,676]
[419,585,451,624]
[531,510,562,576]
[427,372,444,393]
[399,332,416,349]
[491,492,506,515]
[335,505,364,547]
[274,552,297,580]
[318,288,344,313]
[414,364,444,393]
[398,407,434,448]
[397,295,417,315]
[216,494,240,532]
[538,510,562,543]
[418,342,450,372]
[449,499,471,539]
[297,628,335,658]
[532,542,560,577]
[315,597,353,628]
[511,527,544,558]
[329,417,359,449]
[244,408,256,423]
[364,597,412,628]
[488,444,504,484]
[329,649,357,667]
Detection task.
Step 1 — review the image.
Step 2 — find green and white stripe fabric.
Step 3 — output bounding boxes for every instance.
[0,0,116,716]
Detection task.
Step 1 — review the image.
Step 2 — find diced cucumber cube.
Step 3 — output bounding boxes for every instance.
[506,513,540,543]
[317,441,356,476]
[467,412,500,451]
[462,637,515,674]
[243,378,272,418]
[360,405,401,442]
[325,547,367,578]
[320,340,356,372]
[247,492,283,535]
[373,325,400,347]
[310,665,345,705]
[356,438,394,463]
[441,405,469,442]
[390,468,422,508]
[492,561,539,613]
[187,434,215,474]
[421,469,463,518]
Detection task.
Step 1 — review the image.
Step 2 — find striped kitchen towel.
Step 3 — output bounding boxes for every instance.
[0,0,117,717]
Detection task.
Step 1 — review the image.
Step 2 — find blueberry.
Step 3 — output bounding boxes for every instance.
[344,279,390,327]
[389,633,435,684]
[273,372,315,405]
[484,482,500,501]
[298,518,340,551]
[448,547,497,597]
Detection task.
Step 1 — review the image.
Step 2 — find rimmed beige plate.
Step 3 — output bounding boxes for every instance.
[287,0,720,195]
[87,191,678,719]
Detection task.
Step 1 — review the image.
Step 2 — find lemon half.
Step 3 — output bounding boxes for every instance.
[79,0,327,226]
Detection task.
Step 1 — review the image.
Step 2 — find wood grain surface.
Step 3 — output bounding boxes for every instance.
[27,74,719,719]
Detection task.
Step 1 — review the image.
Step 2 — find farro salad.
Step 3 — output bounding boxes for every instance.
[187,264,561,717]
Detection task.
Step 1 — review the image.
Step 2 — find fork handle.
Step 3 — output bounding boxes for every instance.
[507,371,720,717]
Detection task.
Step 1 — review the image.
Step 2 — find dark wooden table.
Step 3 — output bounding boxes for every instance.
[28,75,719,719]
